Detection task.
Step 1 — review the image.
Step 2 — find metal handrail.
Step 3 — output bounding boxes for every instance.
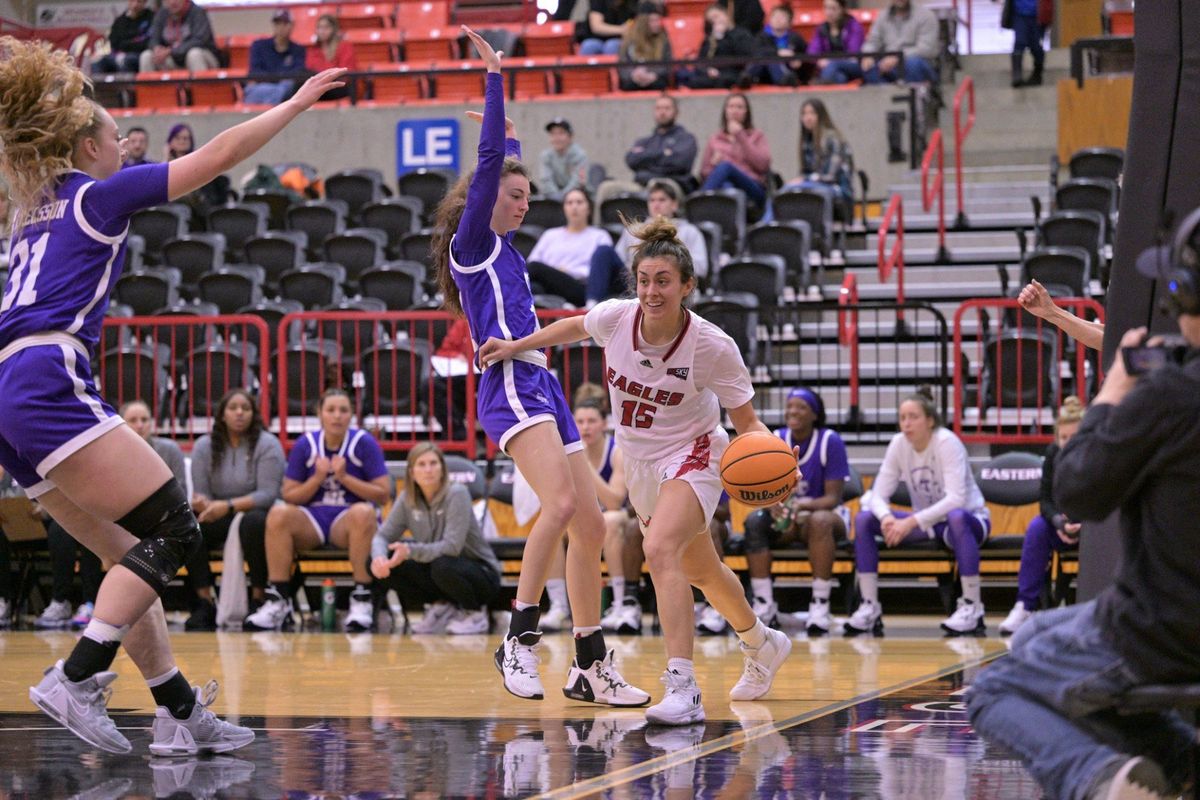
[953,76,975,229]
[837,273,860,422]
[920,128,949,262]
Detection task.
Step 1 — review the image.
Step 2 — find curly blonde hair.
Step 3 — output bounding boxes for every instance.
[0,37,102,209]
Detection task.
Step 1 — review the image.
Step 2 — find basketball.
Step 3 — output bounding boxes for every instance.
[720,432,798,507]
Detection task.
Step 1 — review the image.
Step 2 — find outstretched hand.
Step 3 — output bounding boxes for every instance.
[465,110,517,139]
[462,26,503,73]
[289,68,348,110]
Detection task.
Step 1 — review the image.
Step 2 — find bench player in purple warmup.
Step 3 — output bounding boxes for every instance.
[430,26,649,707]
[0,36,345,755]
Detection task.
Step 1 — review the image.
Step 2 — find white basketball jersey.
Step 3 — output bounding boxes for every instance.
[583,299,754,461]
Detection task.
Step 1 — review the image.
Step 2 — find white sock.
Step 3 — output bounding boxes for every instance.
[573,625,601,637]
[667,657,695,679]
[82,617,129,646]
[611,577,625,605]
[145,666,180,687]
[736,618,768,649]
[811,577,834,602]
[750,578,773,604]
[546,579,569,612]
[857,573,879,604]
[961,575,982,604]
[513,599,538,612]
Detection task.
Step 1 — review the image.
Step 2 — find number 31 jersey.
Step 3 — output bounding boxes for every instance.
[583,299,754,460]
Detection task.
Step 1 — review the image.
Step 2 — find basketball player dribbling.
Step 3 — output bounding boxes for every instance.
[430,27,649,708]
[0,37,345,754]
[480,218,794,725]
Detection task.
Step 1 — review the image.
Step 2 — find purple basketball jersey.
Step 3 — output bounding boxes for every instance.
[285,428,388,507]
[776,427,850,500]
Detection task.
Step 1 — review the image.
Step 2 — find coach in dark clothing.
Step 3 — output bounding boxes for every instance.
[966,233,1200,799]
[139,0,220,73]
[93,0,154,74]
[244,9,308,105]
[625,94,698,193]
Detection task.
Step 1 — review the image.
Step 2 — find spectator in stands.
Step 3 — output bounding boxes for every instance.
[139,0,221,73]
[34,514,102,630]
[1018,279,1104,350]
[244,389,390,633]
[741,387,849,635]
[539,118,589,200]
[600,94,697,206]
[163,123,231,219]
[822,0,938,84]
[782,98,852,205]
[122,399,187,490]
[306,14,357,100]
[93,0,154,74]
[744,5,805,88]
[371,443,502,635]
[187,389,286,630]
[1003,0,1051,87]
[809,0,866,83]
[699,92,771,208]
[601,178,708,281]
[998,396,1085,636]
[847,386,992,637]
[120,127,153,168]
[527,187,621,307]
[680,4,756,89]
[618,2,672,92]
[244,9,308,106]
[721,0,765,37]
[579,0,637,56]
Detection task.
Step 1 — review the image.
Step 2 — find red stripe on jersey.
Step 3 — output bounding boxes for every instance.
[673,433,711,479]
[632,306,692,361]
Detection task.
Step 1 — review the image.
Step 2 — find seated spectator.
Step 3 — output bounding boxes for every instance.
[599,178,708,282]
[679,4,755,89]
[823,0,938,84]
[618,2,672,92]
[998,397,1085,636]
[539,117,588,200]
[244,9,308,106]
[120,126,154,168]
[371,443,502,635]
[699,91,771,207]
[527,187,621,307]
[164,123,231,219]
[595,94,698,214]
[187,389,286,630]
[139,0,220,73]
[580,0,636,56]
[810,0,866,83]
[744,5,806,87]
[122,398,187,489]
[244,389,390,633]
[306,14,357,100]
[781,98,852,205]
[846,387,992,637]
[93,0,154,74]
[33,513,102,630]
[720,0,765,37]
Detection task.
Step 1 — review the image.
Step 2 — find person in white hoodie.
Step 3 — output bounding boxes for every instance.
[845,386,991,637]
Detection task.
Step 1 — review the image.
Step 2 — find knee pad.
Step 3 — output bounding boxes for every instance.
[116,479,203,594]
[742,510,774,553]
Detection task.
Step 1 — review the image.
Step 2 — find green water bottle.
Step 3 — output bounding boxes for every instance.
[321,579,336,632]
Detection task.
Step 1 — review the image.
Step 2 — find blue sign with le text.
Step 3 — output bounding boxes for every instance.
[395,118,459,178]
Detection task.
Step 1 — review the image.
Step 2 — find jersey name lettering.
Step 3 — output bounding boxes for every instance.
[606,367,684,407]
[21,199,69,228]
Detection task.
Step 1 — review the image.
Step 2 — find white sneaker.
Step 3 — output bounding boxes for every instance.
[805,599,833,636]
[562,649,650,707]
[446,609,489,635]
[343,591,375,633]
[645,669,705,726]
[616,598,643,634]
[242,591,293,632]
[409,600,456,634]
[35,599,73,629]
[0,598,10,628]
[149,755,255,797]
[695,604,728,636]
[600,602,623,631]
[149,680,255,756]
[494,631,545,700]
[843,600,884,636]
[999,601,1033,636]
[941,598,986,636]
[29,660,131,753]
[540,604,571,632]
[751,596,779,628]
[71,602,95,629]
[730,626,793,701]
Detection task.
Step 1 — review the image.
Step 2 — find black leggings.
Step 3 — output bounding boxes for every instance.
[47,520,103,604]
[183,507,269,593]
[377,555,500,611]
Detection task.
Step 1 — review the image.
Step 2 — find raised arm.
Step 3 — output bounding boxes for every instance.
[1018,280,1104,351]
[454,27,509,260]
[167,69,346,201]
[477,315,590,367]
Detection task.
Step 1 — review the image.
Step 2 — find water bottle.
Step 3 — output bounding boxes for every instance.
[321,579,336,632]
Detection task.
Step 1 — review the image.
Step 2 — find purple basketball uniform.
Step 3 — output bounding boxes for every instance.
[448,72,580,455]
[775,426,851,500]
[0,164,169,495]
[285,428,388,543]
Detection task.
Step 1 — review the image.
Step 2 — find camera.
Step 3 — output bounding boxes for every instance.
[1122,336,1189,375]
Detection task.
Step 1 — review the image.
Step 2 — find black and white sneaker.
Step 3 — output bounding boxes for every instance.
[562,649,650,707]
[843,600,884,637]
[940,598,986,637]
[494,631,545,700]
[242,589,294,632]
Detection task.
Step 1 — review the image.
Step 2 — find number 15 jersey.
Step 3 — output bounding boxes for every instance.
[583,299,754,460]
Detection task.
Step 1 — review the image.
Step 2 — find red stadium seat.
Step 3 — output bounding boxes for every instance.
[190,69,245,108]
[226,34,257,70]
[1108,9,1134,35]
[370,61,426,102]
[339,2,397,29]
[522,21,575,56]
[668,0,711,17]
[396,0,450,29]
[402,26,459,61]
[432,59,486,100]
[292,5,325,42]
[344,28,399,62]
[134,70,188,109]
[793,10,820,41]
[558,55,615,96]
[665,16,704,58]
[512,56,557,99]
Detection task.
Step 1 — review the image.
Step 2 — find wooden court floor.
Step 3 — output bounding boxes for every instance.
[0,620,1041,799]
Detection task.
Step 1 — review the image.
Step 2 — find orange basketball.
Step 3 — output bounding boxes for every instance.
[720,431,798,507]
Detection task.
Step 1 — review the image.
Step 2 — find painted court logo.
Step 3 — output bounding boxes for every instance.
[667,367,689,380]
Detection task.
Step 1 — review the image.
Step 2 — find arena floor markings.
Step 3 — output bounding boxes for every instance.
[0,622,1036,798]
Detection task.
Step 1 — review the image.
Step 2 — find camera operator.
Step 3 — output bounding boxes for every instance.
[966,209,1200,800]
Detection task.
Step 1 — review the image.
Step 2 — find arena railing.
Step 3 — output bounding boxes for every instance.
[838,273,860,427]
[877,193,907,334]
[952,297,1106,444]
[952,75,975,230]
[920,128,949,263]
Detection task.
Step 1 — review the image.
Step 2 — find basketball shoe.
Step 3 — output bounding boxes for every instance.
[941,598,986,636]
[29,661,130,753]
[149,680,255,756]
[540,604,571,632]
[730,626,792,701]
[410,600,456,634]
[446,609,489,635]
[806,598,833,636]
[34,599,73,629]
[601,597,642,634]
[494,631,544,700]
[342,589,375,633]
[241,589,293,632]
[645,669,704,726]
[999,601,1033,636]
[751,596,779,629]
[843,599,884,636]
[695,604,728,636]
[563,649,650,706]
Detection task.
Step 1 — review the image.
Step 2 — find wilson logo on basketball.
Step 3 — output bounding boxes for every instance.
[737,484,793,503]
[667,367,689,380]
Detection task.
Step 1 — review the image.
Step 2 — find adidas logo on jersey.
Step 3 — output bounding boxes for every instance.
[667,367,689,380]
[640,359,653,367]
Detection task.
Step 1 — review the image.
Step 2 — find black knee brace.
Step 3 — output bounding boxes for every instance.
[743,509,775,554]
[116,479,203,594]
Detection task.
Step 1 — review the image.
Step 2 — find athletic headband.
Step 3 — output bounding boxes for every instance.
[787,387,824,422]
